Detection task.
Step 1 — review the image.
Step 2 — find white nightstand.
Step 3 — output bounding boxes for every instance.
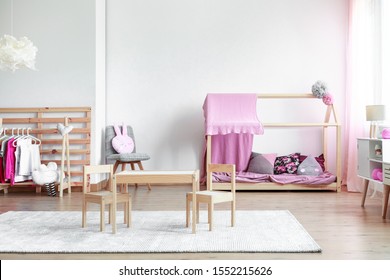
[357,138,390,218]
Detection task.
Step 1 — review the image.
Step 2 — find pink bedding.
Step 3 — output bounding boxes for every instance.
[212,171,336,185]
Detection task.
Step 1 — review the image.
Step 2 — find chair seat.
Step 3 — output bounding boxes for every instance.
[85,191,130,203]
[107,153,150,162]
[187,191,233,203]
[85,191,111,197]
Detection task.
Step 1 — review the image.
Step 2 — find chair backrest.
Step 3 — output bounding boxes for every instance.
[83,164,114,194]
[105,125,137,159]
[207,164,236,194]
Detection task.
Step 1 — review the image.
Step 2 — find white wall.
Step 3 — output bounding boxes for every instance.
[0,0,347,172]
[107,0,347,172]
[0,0,102,165]
[0,0,95,107]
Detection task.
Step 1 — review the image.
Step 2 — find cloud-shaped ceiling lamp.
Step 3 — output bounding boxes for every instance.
[0,34,38,72]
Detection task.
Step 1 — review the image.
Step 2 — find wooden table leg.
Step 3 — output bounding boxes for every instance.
[382,184,390,219]
[361,179,369,207]
[192,172,198,233]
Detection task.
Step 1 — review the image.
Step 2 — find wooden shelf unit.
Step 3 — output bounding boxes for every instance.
[0,107,91,194]
[358,138,390,218]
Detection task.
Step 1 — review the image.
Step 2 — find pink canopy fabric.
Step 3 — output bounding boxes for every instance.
[201,94,263,180]
[203,94,263,135]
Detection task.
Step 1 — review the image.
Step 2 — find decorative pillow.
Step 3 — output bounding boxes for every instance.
[297,155,323,176]
[299,154,325,171]
[247,152,277,174]
[273,153,300,174]
[112,123,134,154]
[32,162,60,185]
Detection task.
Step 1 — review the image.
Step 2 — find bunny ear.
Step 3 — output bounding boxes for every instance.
[113,123,121,136]
[122,123,128,136]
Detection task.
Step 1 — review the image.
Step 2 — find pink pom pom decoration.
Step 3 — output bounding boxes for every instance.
[382,128,390,139]
[322,93,334,105]
[371,168,383,182]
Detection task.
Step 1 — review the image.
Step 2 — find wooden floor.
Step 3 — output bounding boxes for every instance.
[0,185,389,260]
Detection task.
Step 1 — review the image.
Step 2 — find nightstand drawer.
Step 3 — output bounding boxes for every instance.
[384,163,390,185]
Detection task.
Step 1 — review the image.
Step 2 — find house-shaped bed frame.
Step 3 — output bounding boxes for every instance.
[205,94,342,192]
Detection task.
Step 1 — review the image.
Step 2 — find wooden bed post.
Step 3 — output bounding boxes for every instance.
[206,135,212,191]
[323,104,342,192]
[323,105,332,171]
[332,104,342,192]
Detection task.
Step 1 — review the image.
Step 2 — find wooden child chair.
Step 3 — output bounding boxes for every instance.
[186,163,236,231]
[82,164,131,234]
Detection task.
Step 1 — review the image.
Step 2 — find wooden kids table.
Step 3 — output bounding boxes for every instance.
[113,170,200,233]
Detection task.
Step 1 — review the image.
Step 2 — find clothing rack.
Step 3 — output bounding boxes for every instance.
[0,107,91,194]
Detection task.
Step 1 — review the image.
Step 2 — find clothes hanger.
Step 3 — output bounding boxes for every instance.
[27,128,41,145]
[11,128,16,139]
[13,128,28,147]
[20,128,30,141]
[0,128,10,141]
[14,128,22,139]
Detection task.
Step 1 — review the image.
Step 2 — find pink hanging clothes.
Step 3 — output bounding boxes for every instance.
[5,138,16,185]
[202,94,264,181]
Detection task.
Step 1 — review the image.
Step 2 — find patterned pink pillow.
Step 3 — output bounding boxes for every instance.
[273,153,301,175]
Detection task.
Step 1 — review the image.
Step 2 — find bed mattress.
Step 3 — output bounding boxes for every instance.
[213,171,336,185]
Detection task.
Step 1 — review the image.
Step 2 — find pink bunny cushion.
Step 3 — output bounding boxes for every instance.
[112,123,134,154]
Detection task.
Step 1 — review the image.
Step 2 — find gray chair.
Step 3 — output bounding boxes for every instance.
[105,125,151,190]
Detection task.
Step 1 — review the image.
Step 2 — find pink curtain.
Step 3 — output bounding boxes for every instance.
[344,0,386,192]
[211,133,254,171]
